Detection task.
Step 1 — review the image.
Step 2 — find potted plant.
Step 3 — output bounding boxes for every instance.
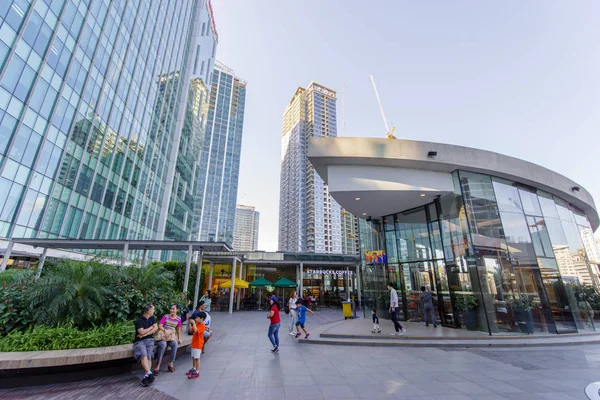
[511,295,535,334]
[453,294,480,331]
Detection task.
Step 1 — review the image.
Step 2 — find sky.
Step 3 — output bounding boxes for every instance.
[212,0,600,251]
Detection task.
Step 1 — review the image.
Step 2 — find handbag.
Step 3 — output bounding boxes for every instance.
[155,328,177,341]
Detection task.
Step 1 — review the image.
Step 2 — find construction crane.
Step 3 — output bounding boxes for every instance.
[370,75,396,139]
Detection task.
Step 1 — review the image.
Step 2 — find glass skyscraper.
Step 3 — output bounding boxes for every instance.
[278,82,358,254]
[0,0,217,258]
[195,62,246,246]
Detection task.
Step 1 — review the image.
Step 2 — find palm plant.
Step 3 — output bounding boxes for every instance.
[122,262,175,292]
[31,259,118,328]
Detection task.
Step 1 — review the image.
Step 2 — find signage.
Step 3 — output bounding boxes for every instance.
[365,250,387,264]
[306,269,354,275]
[313,85,336,98]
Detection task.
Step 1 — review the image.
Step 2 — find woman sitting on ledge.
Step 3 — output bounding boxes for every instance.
[153,304,182,374]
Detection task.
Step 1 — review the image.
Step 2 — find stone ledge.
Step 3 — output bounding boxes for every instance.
[0,336,193,370]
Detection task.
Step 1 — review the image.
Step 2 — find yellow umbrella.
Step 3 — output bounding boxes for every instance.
[219,277,249,289]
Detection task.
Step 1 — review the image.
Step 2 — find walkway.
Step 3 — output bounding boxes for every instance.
[0,309,597,399]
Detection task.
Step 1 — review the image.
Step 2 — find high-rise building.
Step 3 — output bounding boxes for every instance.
[195,62,246,246]
[0,0,216,259]
[278,82,357,254]
[233,204,259,251]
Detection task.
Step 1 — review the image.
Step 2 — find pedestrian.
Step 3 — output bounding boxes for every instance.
[186,312,206,379]
[420,286,437,328]
[133,304,158,387]
[294,299,315,339]
[288,290,298,335]
[267,295,281,353]
[196,300,212,353]
[153,304,182,375]
[387,282,406,336]
[371,308,381,333]
[200,290,212,313]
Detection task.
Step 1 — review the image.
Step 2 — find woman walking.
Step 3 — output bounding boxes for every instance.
[267,295,281,353]
[288,291,298,335]
[200,290,212,313]
[153,304,182,374]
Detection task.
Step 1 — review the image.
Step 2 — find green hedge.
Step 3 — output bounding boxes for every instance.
[0,321,135,352]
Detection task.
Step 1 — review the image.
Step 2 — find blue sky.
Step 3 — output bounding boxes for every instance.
[213,1,600,251]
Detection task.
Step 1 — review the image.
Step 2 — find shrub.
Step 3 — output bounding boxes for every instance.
[0,321,135,352]
[0,271,36,335]
[31,259,119,328]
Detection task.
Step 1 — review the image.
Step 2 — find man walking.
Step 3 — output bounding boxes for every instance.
[420,286,437,327]
[388,282,406,336]
[133,304,158,387]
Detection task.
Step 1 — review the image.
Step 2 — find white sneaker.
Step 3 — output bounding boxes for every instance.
[288,332,295,336]
[399,329,406,336]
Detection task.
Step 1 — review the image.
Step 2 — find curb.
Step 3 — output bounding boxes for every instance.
[298,337,600,348]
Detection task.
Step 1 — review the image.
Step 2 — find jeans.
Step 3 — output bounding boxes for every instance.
[156,340,178,364]
[390,307,403,331]
[424,306,437,326]
[268,323,280,347]
[289,310,297,332]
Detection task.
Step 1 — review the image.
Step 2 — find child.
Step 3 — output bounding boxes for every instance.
[186,312,206,379]
[371,308,381,333]
[294,299,315,339]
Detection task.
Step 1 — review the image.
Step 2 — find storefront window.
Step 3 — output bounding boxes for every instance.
[395,208,431,262]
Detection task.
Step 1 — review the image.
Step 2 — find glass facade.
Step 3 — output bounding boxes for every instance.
[195,62,246,246]
[0,0,217,260]
[360,170,600,335]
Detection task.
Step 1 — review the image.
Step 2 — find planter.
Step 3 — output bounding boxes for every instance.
[515,309,534,334]
[461,309,478,331]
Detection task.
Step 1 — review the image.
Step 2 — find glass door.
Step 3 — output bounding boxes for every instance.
[401,262,440,325]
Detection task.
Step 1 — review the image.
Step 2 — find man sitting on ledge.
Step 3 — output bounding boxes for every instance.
[133,304,158,387]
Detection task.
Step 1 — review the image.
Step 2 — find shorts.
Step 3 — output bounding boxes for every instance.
[295,321,305,328]
[203,331,212,339]
[191,348,202,359]
[133,339,155,362]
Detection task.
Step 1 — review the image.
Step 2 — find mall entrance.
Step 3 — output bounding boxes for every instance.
[388,261,454,327]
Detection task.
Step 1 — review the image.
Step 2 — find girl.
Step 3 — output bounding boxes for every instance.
[267,295,281,353]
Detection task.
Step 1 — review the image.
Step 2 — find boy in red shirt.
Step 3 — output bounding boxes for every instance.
[186,312,206,379]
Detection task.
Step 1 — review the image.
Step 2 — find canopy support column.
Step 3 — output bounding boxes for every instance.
[183,244,193,294]
[229,258,237,314]
[193,251,204,308]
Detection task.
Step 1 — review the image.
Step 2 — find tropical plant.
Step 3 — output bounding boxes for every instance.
[0,271,36,335]
[452,294,480,311]
[0,321,135,352]
[511,294,534,311]
[123,262,175,293]
[31,259,119,328]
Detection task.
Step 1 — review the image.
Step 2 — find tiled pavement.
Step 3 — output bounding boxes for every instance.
[1,309,599,399]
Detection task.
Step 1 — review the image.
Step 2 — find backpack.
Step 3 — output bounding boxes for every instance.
[284,303,290,315]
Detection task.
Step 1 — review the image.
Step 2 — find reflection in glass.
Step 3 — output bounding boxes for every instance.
[395,208,431,262]
[499,211,537,264]
[537,257,577,333]
[492,179,523,213]
[518,187,542,216]
[538,191,559,219]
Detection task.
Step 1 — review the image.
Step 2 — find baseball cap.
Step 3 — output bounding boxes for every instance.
[270,295,278,302]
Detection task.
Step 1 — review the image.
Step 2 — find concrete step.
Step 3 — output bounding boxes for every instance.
[320,331,600,341]
[298,334,600,348]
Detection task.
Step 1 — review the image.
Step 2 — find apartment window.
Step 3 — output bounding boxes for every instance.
[193,45,200,74]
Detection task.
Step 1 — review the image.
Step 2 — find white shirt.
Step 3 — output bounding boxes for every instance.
[204,312,211,330]
[289,297,297,311]
[390,288,399,308]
